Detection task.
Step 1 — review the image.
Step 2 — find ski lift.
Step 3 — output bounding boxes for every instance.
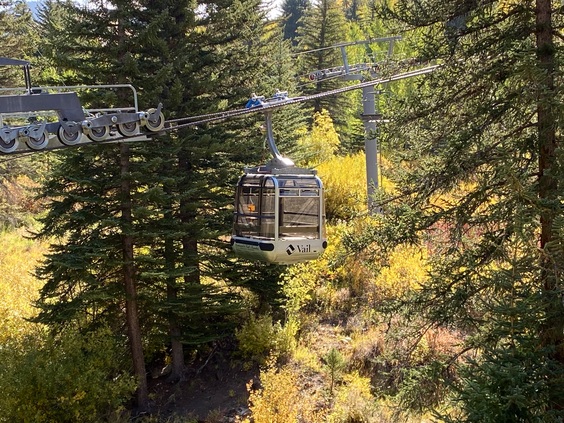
[231,96,327,264]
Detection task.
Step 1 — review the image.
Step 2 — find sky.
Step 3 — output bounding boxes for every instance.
[26,1,284,19]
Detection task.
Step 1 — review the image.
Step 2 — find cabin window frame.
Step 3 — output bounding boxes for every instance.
[234,174,324,241]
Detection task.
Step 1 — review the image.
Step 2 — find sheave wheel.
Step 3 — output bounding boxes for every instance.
[0,134,17,153]
[26,130,50,150]
[57,123,82,145]
[117,121,139,137]
[88,125,110,142]
[144,109,165,132]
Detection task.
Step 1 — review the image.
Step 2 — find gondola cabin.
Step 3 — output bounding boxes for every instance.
[231,167,327,264]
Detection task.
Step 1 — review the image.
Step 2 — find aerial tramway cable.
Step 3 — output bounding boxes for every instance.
[160,65,439,131]
[0,57,439,264]
[0,64,438,157]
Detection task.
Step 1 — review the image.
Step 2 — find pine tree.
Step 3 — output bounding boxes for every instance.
[34,0,198,409]
[0,0,38,78]
[354,0,564,419]
[280,0,310,45]
[296,0,366,149]
[0,0,48,228]
[35,0,300,409]
[297,0,348,114]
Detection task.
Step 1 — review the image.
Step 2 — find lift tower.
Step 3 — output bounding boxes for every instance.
[307,36,401,213]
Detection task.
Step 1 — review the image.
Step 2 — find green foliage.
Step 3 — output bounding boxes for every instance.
[280,0,310,45]
[446,345,558,423]
[0,327,136,422]
[235,314,298,363]
[0,0,39,81]
[358,0,564,419]
[324,347,346,395]
[296,0,350,126]
[34,0,295,401]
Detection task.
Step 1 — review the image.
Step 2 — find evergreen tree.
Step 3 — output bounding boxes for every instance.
[34,0,203,407]
[281,0,310,45]
[0,0,47,228]
[35,0,300,409]
[0,0,38,80]
[297,0,365,149]
[353,0,564,419]
[343,0,366,21]
[297,0,348,114]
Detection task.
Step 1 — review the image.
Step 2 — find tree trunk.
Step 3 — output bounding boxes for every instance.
[120,143,149,411]
[166,235,185,381]
[536,0,564,411]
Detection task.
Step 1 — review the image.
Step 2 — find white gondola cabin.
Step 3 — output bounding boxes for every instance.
[231,166,326,264]
[231,96,327,264]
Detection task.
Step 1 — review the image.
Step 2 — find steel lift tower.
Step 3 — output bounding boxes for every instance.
[308,36,401,213]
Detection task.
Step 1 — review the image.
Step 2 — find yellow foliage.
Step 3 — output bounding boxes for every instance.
[282,224,349,318]
[498,0,531,13]
[297,109,340,168]
[236,314,299,363]
[245,362,300,423]
[0,229,46,342]
[317,152,367,220]
[373,244,429,299]
[327,372,378,423]
[292,343,323,373]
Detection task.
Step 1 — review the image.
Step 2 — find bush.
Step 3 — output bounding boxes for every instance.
[245,361,300,423]
[236,314,298,363]
[326,372,378,423]
[316,153,367,221]
[236,314,278,363]
[373,244,428,301]
[0,327,136,422]
[281,223,349,318]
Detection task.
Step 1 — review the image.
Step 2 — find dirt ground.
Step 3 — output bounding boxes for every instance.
[148,345,260,422]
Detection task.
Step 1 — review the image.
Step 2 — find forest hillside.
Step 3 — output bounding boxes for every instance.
[0,0,563,422]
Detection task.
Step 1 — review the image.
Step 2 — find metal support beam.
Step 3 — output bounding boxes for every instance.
[362,86,379,214]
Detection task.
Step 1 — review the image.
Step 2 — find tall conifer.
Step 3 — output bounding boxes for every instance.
[281,0,310,45]
[35,0,298,409]
[297,0,347,114]
[297,0,365,148]
[0,0,47,228]
[355,0,564,418]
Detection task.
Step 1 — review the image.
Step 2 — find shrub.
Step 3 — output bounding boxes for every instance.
[236,314,298,363]
[236,314,278,363]
[281,223,348,318]
[349,326,386,374]
[326,372,378,423]
[245,361,300,423]
[275,317,299,359]
[0,326,136,422]
[316,153,367,221]
[373,244,428,300]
